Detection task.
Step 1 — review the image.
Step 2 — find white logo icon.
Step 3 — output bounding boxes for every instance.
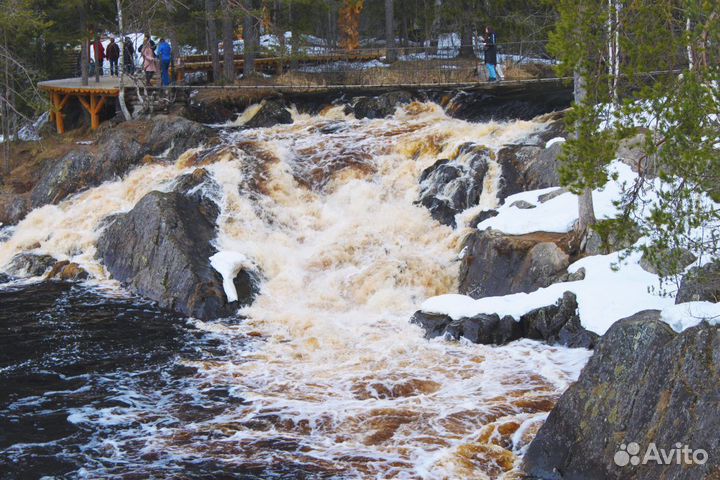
[614,442,708,467]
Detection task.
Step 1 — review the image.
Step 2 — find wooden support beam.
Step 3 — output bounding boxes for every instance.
[51,92,66,134]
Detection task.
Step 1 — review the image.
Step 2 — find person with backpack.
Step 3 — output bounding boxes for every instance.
[156,38,173,86]
[106,36,120,76]
[483,26,498,82]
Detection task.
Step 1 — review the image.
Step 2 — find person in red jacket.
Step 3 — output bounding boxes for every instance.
[106,36,120,76]
[92,37,105,76]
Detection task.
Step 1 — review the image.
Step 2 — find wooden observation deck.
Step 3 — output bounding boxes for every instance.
[38,77,120,134]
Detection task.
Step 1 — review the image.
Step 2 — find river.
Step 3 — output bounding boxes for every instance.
[0,102,590,479]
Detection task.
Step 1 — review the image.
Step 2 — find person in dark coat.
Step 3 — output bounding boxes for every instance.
[123,36,135,74]
[483,26,498,81]
[106,36,120,76]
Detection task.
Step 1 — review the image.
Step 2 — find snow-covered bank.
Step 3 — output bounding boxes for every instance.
[422,249,674,335]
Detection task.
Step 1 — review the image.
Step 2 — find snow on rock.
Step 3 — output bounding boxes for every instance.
[210,251,253,303]
[478,161,636,234]
[421,249,674,336]
[660,301,720,332]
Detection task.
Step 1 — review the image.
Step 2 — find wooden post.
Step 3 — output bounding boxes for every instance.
[52,92,70,134]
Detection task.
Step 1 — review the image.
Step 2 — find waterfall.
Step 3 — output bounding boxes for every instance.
[0,102,590,478]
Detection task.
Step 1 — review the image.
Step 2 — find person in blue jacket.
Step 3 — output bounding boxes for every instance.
[157,38,173,86]
[483,26,498,82]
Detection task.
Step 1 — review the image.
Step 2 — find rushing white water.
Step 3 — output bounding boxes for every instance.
[0,102,590,478]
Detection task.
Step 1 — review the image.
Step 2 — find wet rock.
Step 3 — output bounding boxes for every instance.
[417,146,491,228]
[459,229,573,298]
[350,91,414,119]
[509,199,535,209]
[523,311,720,479]
[0,193,30,226]
[443,86,572,123]
[185,89,251,124]
[6,253,57,277]
[522,291,598,349]
[45,260,89,281]
[412,292,596,348]
[675,260,720,304]
[31,116,212,208]
[467,209,499,229]
[639,247,697,277]
[96,184,258,320]
[244,100,293,128]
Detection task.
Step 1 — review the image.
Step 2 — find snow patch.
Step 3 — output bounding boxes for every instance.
[421,249,674,335]
[210,251,253,302]
[661,302,720,332]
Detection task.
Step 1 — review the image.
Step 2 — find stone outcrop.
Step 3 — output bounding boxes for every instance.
[523,311,720,480]
[443,85,571,123]
[497,139,563,202]
[45,260,89,281]
[459,229,575,299]
[30,116,212,209]
[675,260,720,304]
[6,253,57,277]
[244,99,293,128]
[96,169,258,320]
[411,291,598,348]
[416,144,491,227]
[349,91,414,119]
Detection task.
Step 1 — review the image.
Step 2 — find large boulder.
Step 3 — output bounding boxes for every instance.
[96,172,257,320]
[30,116,212,208]
[459,229,572,299]
[497,141,562,202]
[412,292,597,348]
[675,260,720,304]
[244,100,293,128]
[416,144,491,227]
[523,311,720,479]
[349,91,414,119]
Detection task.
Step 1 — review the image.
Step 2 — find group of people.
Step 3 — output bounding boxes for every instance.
[88,34,173,86]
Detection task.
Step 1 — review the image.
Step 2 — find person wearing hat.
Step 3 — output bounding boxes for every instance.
[106,36,120,76]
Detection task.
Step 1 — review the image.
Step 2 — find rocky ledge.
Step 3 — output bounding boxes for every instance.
[411,291,598,349]
[523,311,720,479]
[96,168,258,320]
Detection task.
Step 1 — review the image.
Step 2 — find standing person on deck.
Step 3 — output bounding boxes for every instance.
[92,36,105,76]
[123,37,135,74]
[141,39,158,86]
[157,38,172,87]
[106,36,120,76]
[138,33,156,55]
[483,26,498,82]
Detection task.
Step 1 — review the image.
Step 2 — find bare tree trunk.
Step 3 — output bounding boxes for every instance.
[574,68,596,233]
[459,21,474,58]
[243,3,256,76]
[81,40,89,86]
[206,0,221,83]
[222,0,235,83]
[385,0,396,62]
[117,0,131,120]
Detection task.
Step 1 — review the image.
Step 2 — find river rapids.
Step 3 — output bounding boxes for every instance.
[0,102,590,479]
